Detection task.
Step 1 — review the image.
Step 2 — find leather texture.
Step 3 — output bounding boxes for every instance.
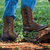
[21,6,49,33]
[1,16,18,41]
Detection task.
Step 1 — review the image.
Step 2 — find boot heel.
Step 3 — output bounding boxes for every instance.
[1,37,8,41]
[23,30,32,33]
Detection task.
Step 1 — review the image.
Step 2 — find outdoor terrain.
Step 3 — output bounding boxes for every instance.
[0,0,50,50]
[0,0,50,40]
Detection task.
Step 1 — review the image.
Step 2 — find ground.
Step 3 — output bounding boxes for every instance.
[0,42,50,50]
[0,0,50,38]
[0,0,50,50]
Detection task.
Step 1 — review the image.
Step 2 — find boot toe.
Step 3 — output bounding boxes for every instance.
[9,33,18,41]
[38,25,49,31]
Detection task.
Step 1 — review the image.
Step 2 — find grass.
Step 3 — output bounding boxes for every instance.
[0,0,50,40]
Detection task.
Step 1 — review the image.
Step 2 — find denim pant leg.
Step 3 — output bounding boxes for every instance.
[21,0,36,11]
[3,0,18,20]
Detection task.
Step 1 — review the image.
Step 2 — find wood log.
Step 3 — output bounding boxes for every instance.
[36,27,50,42]
[0,42,50,50]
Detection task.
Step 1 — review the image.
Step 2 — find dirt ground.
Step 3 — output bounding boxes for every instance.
[0,42,50,50]
[0,28,50,50]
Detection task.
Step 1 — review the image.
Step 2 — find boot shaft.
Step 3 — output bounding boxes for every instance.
[2,16,18,41]
[3,16,14,34]
[21,6,33,26]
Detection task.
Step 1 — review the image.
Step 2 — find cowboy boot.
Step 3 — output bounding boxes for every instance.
[1,16,18,41]
[21,6,49,33]
[48,0,50,2]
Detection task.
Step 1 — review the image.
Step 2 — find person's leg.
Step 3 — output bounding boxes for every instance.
[21,0,48,33]
[21,0,36,11]
[1,0,18,41]
[3,0,18,20]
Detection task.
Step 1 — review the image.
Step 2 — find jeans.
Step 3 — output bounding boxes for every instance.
[3,0,36,20]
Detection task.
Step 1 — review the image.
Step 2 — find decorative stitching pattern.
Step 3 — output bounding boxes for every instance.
[21,7,33,26]
[3,16,14,35]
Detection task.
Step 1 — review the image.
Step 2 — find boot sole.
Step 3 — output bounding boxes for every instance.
[0,37,16,42]
[0,37,9,41]
[23,26,49,33]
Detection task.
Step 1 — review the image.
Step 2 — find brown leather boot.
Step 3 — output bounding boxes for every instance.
[21,6,49,33]
[1,16,18,41]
